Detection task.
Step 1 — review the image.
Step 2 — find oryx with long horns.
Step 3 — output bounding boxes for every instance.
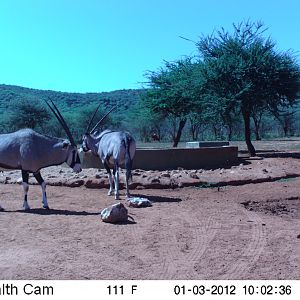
[81,105,136,200]
[0,98,82,211]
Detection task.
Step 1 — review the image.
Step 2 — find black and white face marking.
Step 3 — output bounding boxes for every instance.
[81,134,90,152]
[66,148,82,173]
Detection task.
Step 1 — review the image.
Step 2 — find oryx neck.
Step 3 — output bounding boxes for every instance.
[94,130,115,140]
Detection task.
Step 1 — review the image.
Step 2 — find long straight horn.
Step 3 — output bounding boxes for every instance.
[90,105,117,134]
[86,103,102,133]
[44,98,76,146]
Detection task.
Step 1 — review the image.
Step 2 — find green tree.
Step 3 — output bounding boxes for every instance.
[8,98,51,131]
[197,21,300,155]
[143,58,199,147]
[124,101,166,142]
[272,108,296,137]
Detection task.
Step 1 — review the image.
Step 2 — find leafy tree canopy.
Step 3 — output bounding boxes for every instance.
[196,20,300,155]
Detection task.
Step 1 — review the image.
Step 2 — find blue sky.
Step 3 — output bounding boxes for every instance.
[0,0,299,93]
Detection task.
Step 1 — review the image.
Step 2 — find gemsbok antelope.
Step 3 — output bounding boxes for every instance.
[0,99,82,211]
[81,106,136,200]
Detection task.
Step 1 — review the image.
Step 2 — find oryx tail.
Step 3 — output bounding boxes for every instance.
[123,132,133,182]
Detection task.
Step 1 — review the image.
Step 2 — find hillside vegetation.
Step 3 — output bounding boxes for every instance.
[0,83,299,146]
[0,83,142,112]
[0,84,145,142]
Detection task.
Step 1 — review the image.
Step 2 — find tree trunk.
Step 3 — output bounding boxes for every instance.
[190,124,197,141]
[252,115,261,140]
[227,125,232,141]
[173,118,186,147]
[283,123,288,137]
[242,109,256,156]
[254,129,261,140]
[212,125,218,139]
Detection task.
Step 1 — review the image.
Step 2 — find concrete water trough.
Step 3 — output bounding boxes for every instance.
[186,141,230,148]
[80,146,239,170]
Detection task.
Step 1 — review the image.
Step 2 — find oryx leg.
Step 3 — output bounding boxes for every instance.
[125,168,131,198]
[113,161,120,200]
[103,160,113,196]
[22,170,30,211]
[33,171,49,209]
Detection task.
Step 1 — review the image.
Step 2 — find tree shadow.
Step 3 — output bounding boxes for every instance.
[130,193,182,203]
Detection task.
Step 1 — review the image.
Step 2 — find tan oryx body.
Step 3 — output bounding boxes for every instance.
[81,105,136,200]
[82,130,136,199]
[0,129,80,172]
[0,99,81,211]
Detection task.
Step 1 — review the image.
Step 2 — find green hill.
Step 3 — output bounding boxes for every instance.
[0,84,146,140]
[0,84,299,142]
[0,84,144,113]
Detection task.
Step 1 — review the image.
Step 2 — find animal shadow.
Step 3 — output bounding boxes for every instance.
[10,208,99,216]
[130,193,182,203]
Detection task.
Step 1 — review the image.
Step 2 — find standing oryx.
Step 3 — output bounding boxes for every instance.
[0,99,82,211]
[81,106,136,200]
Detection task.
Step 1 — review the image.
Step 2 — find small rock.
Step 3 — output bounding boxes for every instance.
[65,179,84,187]
[132,171,141,176]
[100,203,129,223]
[161,173,170,178]
[127,197,152,208]
[189,173,199,179]
[85,178,108,189]
[136,185,145,190]
[151,178,160,183]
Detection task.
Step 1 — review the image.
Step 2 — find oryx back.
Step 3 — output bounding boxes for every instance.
[0,128,69,173]
[97,130,136,166]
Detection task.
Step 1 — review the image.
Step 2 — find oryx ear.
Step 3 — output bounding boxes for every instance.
[62,140,70,149]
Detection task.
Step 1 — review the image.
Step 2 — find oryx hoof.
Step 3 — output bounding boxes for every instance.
[0,207,4,212]
[23,207,31,211]
[115,196,120,200]
[107,191,113,196]
[43,205,50,210]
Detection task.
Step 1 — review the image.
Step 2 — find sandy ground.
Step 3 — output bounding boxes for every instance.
[0,156,299,280]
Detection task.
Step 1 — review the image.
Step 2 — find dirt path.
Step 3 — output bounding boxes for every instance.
[0,165,299,279]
